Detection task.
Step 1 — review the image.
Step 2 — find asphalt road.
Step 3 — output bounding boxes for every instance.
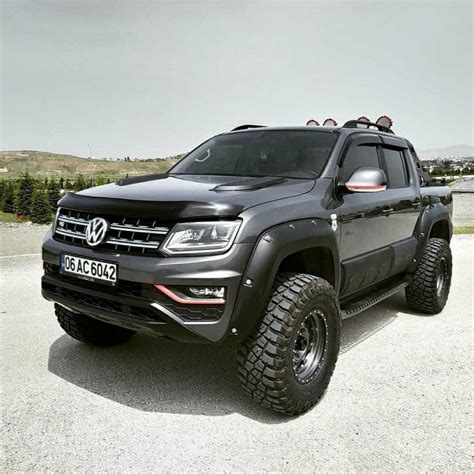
[1,228,472,472]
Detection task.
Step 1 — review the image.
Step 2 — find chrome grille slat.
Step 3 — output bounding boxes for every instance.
[56,228,86,239]
[58,216,88,226]
[109,224,168,235]
[54,208,171,255]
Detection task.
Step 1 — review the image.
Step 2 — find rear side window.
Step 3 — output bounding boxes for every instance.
[340,144,380,182]
[382,147,409,188]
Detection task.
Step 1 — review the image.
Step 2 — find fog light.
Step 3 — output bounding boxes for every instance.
[188,287,225,299]
[154,284,226,305]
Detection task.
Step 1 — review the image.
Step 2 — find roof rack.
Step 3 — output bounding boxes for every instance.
[342,119,394,134]
[231,124,266,131]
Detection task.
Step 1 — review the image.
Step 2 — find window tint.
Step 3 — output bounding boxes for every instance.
[170,130,338,179]
[340,144,380,182]
[382,148,409,188]
[181,142,244,175]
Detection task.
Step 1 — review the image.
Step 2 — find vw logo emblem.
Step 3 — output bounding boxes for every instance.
[85,217,109,247]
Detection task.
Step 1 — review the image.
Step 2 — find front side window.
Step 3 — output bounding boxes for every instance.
[170,130,338,179]
[340,144,380,182]
[382,147,409,188]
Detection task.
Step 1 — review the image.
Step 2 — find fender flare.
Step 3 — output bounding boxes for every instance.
[230,218,339,340]
[410,202,453,272]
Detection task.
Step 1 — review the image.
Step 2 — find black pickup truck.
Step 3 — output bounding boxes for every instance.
[42,120,453,415]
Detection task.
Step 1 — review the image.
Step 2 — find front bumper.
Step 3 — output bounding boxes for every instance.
[42,229,254,343]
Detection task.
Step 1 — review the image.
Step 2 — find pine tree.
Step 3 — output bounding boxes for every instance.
[95,175,106,186]
[0,180,6,203]
[74,174,87,191]
[2,180,16,213]
[14,173,35,216]
[30,184,53,224]
[47,177,61,211]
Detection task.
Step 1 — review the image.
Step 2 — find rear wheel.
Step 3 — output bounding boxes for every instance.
[405,238,452,314]
[237,273,340,416]
[55,304,135,346]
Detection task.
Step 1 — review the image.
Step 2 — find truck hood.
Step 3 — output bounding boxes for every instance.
[59,174,315,219]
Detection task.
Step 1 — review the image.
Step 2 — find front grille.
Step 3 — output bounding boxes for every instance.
[54,208,172,255]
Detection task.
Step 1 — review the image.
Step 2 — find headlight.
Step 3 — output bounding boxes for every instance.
[52,207,61,234]
[160,221,241,255]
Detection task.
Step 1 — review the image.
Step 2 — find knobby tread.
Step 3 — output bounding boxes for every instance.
[405,238,452,314]
[237,273,341,416]
[55,304,135,346]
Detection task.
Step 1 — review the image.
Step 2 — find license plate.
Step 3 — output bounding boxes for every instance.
[60,254,117,285]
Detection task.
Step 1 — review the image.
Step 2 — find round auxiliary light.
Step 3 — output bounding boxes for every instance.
[323,118,338,126]
[357,116,371,123]
[306,119,319,126]
[375,115,393,128]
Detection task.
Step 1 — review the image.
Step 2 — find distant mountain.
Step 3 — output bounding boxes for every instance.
[418,144,474,160]
[0,150,181,178]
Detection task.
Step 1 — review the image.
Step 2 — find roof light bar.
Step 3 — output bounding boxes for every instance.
[375,115,393,128]
[323,118,337,126]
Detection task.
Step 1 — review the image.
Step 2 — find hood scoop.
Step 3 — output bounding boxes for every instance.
[213,176,286,192]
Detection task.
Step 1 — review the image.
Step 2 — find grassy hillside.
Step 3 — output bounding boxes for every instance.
[0,150,182,179]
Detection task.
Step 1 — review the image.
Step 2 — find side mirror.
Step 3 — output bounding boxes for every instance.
[343,167,387,193]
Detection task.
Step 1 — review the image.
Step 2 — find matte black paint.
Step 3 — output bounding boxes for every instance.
[42,125,453,343]
[59,174,314,220]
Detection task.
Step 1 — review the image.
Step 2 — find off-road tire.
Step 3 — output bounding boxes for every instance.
[237,273,340,416]
[55,304,135,346]
[405,238,452,314]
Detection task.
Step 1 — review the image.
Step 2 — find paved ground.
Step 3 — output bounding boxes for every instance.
[1,227,472,472]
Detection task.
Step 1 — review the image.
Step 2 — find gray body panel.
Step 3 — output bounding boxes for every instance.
[41,126,453,343]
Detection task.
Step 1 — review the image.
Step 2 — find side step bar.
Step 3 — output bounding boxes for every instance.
[340,280,408,320]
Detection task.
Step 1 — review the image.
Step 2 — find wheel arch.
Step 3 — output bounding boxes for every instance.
[277,246,336,288]
[230,218,340,340]
[429,219,451,242]
[410,203,453,272]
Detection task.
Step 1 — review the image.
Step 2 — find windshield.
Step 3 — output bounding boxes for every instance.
[170,130,338,179]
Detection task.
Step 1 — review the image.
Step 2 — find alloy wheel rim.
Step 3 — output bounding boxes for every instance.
[436,257,448,297]
[292,309,328,384]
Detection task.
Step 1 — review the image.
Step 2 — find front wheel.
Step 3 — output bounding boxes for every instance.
[237,273,341,416]
[55,304,135,346]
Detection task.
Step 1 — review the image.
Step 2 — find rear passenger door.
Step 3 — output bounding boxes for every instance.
[378,138,420,267]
